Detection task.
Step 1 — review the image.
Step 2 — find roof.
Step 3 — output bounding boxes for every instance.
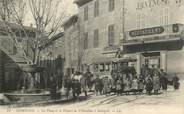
[112,58,137,62]
[91,57,137,64]
[0,21,36,31]
[0,21,37,38]
[63,15,78,30]
[74,0,93,7]
[91,57,114,64]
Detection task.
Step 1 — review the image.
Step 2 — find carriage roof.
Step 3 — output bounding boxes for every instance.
[91,57,137,64]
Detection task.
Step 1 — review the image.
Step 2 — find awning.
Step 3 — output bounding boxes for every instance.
[91,57,114,64]
[123,37,181,46]
[123,37,184,53]
[112,57,137,62]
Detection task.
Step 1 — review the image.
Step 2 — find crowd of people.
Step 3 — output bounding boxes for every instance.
[61,65,180,100]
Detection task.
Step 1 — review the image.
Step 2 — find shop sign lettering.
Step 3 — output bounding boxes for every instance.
[136,0,170,10]
[129,26,164,37]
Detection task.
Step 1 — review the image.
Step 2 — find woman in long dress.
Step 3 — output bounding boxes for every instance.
[131,76,138,95]
[103,77,111,96]
[153,73,160,94]
[124,77,131,95]
[116,77,122,95]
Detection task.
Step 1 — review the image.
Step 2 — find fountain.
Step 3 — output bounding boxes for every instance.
[4,64,61,104]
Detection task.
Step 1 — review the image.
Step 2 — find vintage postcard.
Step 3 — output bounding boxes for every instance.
[0,0,184,114]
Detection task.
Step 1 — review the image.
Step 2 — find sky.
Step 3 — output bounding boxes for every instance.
[65,0,78,15]
[25,0,78,26]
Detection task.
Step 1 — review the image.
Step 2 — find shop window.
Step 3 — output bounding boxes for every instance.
[94,64,98,72]
[99,63,105,72]
[105,63,110,71]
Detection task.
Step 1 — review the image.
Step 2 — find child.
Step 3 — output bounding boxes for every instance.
[138,77,144,94]
[173,75,180,90]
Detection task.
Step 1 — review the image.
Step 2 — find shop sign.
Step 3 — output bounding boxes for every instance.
[129,26,164,37]
[136,0,169,10]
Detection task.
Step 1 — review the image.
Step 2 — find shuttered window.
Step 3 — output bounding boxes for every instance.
[94,0,99,17]
[84,6,88,21]
[109,0,115,12]
[83,32,88,49]
[94,29,99,48]
[108,24,115,46]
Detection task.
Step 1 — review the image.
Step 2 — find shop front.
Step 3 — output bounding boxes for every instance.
[123,24,184,74]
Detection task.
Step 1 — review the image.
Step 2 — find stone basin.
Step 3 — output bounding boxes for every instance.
[4,90,61,103]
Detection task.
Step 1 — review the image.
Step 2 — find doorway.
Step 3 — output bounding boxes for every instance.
[142,52,160,69]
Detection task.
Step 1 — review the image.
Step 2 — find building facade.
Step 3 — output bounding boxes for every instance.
[75,0,125,72]
[63,15,80,74]
[71,0,184,74]
[123,0,184,74]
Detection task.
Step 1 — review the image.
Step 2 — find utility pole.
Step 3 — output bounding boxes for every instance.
[122,0,125,40]
[120,0,126,55]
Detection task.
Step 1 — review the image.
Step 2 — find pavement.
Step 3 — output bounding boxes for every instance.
[28,81,184,114]
[0,81,184,114]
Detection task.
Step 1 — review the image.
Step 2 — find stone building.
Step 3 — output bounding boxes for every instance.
[122,0,184,74]
[74,0,125,72]
[63,15,80,74]
[73,0,184,75]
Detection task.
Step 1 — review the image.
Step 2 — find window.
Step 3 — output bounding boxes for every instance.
[108,24,115,46]
[109,0,115,12]
[94,64,98,72]
[160,7,169,26]
[83,32,88,49]
[94,0,99,17]
[105,63,110,71]
[94,29,99,48]
[100,63,105,72]
[84,6,88,21]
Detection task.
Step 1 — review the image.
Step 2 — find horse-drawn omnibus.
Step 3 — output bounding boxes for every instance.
[91,57,137,79]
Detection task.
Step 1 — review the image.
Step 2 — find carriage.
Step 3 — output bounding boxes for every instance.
[91,57,138,94]
[91,57,137,79]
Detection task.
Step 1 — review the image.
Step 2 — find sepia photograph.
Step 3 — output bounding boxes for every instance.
[0,0,184,114]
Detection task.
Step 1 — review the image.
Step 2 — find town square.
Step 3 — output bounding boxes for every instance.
[0,0,184,114]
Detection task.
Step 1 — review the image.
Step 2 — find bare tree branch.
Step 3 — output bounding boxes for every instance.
[0,0,67,65]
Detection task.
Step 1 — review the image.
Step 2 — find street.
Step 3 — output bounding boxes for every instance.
[21,80,184,114]
[0,81,183,114]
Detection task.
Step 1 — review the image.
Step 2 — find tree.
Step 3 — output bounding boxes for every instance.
[0,0,67,65]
